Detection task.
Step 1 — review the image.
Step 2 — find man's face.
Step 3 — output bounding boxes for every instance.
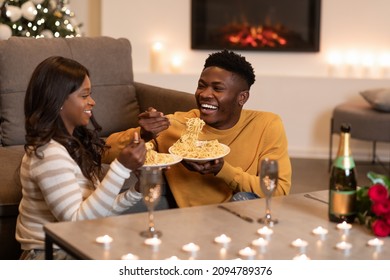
[195,66,249,129]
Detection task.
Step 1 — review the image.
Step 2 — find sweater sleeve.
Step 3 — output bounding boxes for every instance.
[215,116,291,197]
[32,143,139,221]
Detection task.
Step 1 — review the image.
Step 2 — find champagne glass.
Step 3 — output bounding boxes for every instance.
[258,158,279,226]
[139,167,163,238]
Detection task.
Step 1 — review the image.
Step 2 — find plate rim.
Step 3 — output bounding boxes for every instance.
[142,153,183,168]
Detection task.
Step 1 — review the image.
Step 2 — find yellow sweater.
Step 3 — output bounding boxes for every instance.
[103,109,291,207]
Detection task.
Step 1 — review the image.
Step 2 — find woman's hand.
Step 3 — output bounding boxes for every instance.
[117,132,146,171]
[138,107,170,141]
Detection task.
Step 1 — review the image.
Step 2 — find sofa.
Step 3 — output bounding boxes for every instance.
[0,36,197,259]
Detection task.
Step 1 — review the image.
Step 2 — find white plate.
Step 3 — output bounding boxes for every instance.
[142,153,182,168]
[168,142,230,163]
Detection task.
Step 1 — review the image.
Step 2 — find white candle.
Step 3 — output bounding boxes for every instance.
[238,247,256,259]
[182,242,200,253]
[150,42,164,73]
[95,234,113,248]
[121,253,139,260]
[293,253,311,260]
[257,226,273,240]
[165,256,180,260]
[291,238,308,254]
[214,234,232,247]
[252,237,268,254]
[336,241,352,251]
[336,221,352,235]
[170,55,182,73]
[312,226,328,240]
[144,237,162,246]
[367,238,384,252]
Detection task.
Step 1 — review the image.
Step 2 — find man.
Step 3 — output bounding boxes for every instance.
[103,50,291,207]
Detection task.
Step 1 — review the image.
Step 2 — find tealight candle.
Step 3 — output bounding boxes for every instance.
[121,253,139,260]
[312,226,328,240]
[336,221,352,235]
[144,237,162,246]
[251,237,268,254]
[95,235,113,248]
[182,243,200,253]
[367,238,384,252]
[214,234,232,247]
[335,241,352,251]
[257,226,274,240]
[238,247,256,259]
[165,256,180,260]
[293,253,311,260]
[291,238,308,254]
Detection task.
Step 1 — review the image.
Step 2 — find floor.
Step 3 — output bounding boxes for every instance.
[290,157,389,194]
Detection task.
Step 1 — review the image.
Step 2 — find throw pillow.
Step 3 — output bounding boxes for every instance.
[360,88,390,112]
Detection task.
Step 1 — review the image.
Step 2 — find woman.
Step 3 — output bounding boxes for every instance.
[16,56,146,260]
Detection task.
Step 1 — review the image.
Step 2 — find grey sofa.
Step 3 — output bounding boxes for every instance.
[0,36,196,259]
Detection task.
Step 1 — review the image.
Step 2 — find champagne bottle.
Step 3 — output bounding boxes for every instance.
[328,123,357,223]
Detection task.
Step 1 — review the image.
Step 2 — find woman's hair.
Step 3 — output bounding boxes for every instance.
[204,49,256,89]
[24,56,106,182]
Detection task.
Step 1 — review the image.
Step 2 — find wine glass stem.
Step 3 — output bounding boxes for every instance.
[265,196,272,220]
[148,210,156,234]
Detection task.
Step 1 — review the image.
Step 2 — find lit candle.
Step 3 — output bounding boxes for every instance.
[165,256,180,260]
[150,42,164,73]
[170,55,182,73]
[144,237,162,246]
[182,242,200,259]
[238,247,256,259]
[251,237,268,254]
[291,238,308,254]
[257,226,273,240]
[293,253,311,260]
[121,253,139,260]
[327,51,343,77]
[335,241,352,251]
[336,221,352,235]
[214,234,232,247]
[367,238,384,252]
[95,234,113,248]
[312,226,328,240]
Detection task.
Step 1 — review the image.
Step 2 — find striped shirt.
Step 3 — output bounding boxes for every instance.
[16,140,142,250]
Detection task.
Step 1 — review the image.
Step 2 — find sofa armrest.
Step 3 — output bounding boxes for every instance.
[134,82,197,114]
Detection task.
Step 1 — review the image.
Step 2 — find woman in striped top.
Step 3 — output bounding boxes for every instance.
[16,56,146,260]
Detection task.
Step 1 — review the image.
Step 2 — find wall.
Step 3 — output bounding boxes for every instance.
[92,0,389,160]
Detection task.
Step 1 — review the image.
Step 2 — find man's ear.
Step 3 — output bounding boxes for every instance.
[238,90,249,106]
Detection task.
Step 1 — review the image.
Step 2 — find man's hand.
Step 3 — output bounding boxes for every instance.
[138,107,170,141]
[181,158,224,175]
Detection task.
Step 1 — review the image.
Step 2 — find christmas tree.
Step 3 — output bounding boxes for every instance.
[0,0,82,40]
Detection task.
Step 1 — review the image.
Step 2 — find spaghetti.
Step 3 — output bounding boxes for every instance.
[144,142,177,165]
[169,118,226,159]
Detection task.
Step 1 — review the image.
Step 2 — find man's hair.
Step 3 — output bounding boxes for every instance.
[204,49,256,89]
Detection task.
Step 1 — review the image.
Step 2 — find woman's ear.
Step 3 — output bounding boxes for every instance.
[238,90,249,106]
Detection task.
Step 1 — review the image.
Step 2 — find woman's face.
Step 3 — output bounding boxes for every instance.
[195,66,249,129]
[60,75,95,134]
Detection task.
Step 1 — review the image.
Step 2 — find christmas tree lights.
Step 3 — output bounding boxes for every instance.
[0,0,82,40]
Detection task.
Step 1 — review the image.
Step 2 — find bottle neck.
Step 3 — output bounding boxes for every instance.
[334,132,355,169]
[337,132,351,157]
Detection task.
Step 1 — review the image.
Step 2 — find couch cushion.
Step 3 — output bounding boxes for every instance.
[0,36,139,145]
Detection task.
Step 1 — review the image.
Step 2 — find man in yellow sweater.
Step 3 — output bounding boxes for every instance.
[103,50,291,207]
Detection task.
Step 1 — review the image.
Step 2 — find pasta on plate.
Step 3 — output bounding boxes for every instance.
[144,142,182,167]
[169,118,229,161]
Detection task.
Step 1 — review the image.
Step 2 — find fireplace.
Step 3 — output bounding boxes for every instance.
[191,0,321,52]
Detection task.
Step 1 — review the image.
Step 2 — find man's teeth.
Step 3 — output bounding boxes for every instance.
[201,104,217,110]
[84,110,92,114]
